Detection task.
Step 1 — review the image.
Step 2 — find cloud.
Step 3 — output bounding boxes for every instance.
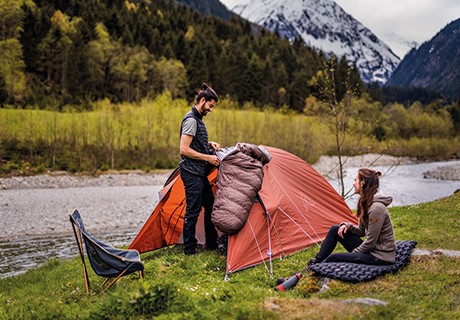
[334,0,460,43]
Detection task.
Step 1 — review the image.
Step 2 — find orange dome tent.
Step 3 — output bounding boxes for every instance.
[129,146,356,276]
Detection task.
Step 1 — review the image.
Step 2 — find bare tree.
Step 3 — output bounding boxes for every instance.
[316,55,401,199]
[317,55,362,198]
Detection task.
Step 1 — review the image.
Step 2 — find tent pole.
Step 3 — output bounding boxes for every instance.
[256,193,273,279]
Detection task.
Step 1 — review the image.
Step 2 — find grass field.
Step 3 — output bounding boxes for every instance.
[0,193,459,319]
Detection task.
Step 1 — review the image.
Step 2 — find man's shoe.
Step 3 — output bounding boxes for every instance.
[184,249,197,255]
[218,235,228,255]
[205,243,218,250]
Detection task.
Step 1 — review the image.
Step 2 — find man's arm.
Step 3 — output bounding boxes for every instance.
[180,134,220,166]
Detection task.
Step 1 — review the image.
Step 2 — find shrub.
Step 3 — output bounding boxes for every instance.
[91,280,178,318]
[129,281,178,316]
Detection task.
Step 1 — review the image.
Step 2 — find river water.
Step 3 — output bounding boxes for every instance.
[0,160,459,278]
[333,160,460,209]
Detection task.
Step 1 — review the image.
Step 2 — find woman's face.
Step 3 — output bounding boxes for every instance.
[353,173,362,194]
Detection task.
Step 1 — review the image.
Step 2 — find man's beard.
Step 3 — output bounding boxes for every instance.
[201,107,210,116]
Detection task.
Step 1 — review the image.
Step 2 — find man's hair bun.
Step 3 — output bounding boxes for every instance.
[200,83,209,91]
[196,82,218,103]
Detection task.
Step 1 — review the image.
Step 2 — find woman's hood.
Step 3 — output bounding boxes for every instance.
[373,194,393,207]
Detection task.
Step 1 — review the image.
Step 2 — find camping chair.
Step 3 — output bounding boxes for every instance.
[69,210,144,294]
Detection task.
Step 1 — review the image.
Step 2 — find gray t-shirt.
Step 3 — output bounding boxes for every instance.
[182,117,197,136]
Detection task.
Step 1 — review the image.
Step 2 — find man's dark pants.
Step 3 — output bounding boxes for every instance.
[181,169,218,254]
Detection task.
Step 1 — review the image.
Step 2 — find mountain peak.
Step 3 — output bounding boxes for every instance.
[387,18,460,101]
[223,0,400,84]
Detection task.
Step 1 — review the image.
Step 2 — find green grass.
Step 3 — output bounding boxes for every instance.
[1,193,459,319]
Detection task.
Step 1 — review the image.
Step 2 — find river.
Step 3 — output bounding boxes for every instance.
[0,160,459,278]
[334,160,460,209]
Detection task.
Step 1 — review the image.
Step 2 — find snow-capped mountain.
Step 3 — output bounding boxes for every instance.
[379,32,419,60]
[387,18,460,101]
[222,0,400,84]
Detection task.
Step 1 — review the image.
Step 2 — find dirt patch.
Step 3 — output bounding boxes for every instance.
[412,248,460,258]
[264,297,362,320]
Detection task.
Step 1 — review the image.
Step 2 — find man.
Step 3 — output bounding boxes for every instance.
[179,83,220,255]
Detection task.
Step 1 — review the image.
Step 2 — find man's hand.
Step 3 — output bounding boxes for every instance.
[338,224,348,238]
[207,155,220,166]
[209,141,221,151]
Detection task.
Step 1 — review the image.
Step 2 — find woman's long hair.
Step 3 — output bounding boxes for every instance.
[356,168,382,222]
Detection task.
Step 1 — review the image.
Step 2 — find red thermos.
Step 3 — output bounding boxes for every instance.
[274,272,302,291]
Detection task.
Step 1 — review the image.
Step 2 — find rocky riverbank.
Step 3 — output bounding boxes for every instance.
[422,164,460,181]
[0,170,172,190]
[2,165,458,192]
[1,154,459,191]
[0,171,172,239]
[313,154,460,181]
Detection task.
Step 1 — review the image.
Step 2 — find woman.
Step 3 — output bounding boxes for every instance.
[310,168,396,265]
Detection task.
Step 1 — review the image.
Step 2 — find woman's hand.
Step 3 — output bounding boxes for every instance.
[338,224,348,238]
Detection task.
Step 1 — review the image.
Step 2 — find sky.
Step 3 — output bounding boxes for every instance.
[221,0,460,58]
[334,0,460,57]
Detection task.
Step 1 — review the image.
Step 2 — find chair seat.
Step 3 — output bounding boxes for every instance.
[70,210,144,293]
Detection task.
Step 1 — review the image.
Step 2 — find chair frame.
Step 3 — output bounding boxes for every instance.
[70,210,144,294]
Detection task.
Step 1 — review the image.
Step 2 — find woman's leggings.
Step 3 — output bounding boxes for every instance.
[316,224,390,265]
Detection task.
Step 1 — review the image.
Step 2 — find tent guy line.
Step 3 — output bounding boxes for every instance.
[266,167,323,242]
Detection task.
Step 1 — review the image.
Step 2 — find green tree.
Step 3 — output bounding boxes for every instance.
[385,103,411,139]
[111,45,155,103]
[154,57,187,99]
[0,39,26,103]
[37,10,82,95]
[352,94,385,138]
[244,52,264,104]
[407,102,453,138]
[0,73,7,106]
[0,0,33,39]
[87,23,118,100]
[0,0,30,104]
[447,99,460,134]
